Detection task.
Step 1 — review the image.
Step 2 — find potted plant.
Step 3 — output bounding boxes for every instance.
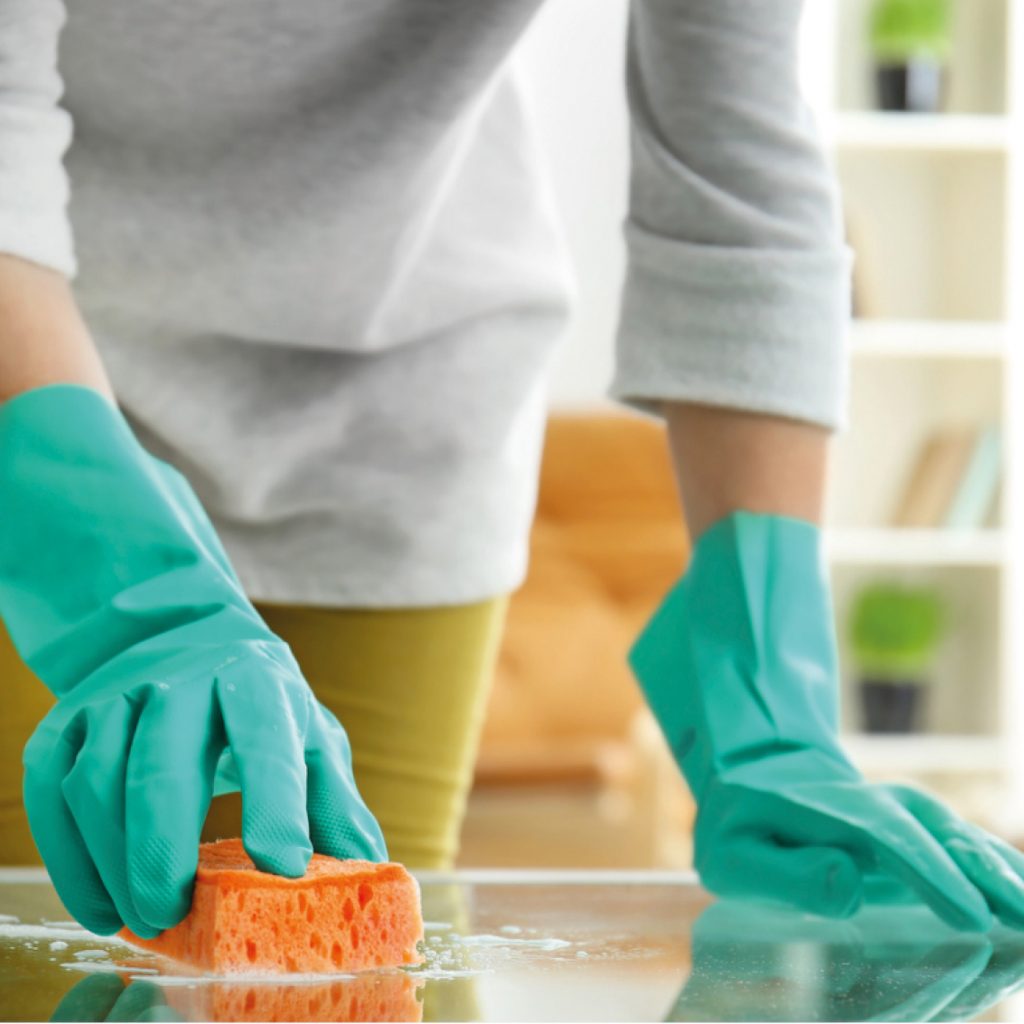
[868,0,952,113]
[848,582,945,733]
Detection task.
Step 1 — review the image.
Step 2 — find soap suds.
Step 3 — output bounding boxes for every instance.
[457,934,572,951]
[6,909,582,988]
[410,967,489,980]
[74,949,110,961]
[62,962,118,975]
[0,922,115,944]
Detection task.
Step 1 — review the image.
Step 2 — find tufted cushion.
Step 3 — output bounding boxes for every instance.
[476,411,689,783]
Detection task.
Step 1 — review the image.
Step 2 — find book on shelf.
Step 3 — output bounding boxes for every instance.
[983,481,1003,529]
[891,425,1002,530]
[846,207,881,320]
[944,425,1002,530]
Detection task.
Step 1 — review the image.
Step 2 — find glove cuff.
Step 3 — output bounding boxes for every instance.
[629,511,839,799]
[0,385,250,694]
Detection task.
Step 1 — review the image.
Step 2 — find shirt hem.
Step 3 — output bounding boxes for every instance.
[231,557,523,610]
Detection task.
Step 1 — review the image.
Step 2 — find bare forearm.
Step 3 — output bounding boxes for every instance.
[0,255,112,401]
[663,402,829,539]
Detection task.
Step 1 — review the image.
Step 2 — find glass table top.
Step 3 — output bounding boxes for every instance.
[2,867,1024,1022]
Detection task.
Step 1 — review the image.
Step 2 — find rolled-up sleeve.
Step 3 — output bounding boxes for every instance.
[0,1,75,276]
[611,0,851,429]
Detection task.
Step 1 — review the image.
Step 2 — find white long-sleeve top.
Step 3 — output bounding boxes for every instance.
[0,0,849,606]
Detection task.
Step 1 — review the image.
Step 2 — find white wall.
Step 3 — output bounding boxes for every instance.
[514,0,630,407]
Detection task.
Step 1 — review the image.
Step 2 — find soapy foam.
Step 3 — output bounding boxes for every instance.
[0,922,121,945]
[3,908,586,986]
[456,934,572,950]
[74,948,111,960]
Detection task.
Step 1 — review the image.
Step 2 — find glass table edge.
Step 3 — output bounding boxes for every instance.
[0,866,702,887]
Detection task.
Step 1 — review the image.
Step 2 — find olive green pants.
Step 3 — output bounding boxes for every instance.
[0,598,506,870]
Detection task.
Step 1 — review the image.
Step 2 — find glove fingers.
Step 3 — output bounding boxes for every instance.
[862,872,918,905]
[863,806,992,932]
[125,687,221,931]
[989,835,1024,879]
[888,785,1024,927]
[217,673,312,877]
[62,700,158,939]
[23,719,121,936]
[939,835,1024,929]
[306,705,388,862]
[700,835,863,919]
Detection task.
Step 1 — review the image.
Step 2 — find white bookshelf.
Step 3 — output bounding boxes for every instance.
[828,111,1012,151]
[826,528,1005,567]
[843,734,1005,775]
[804,1,1024,829]
[848,320,1009,358]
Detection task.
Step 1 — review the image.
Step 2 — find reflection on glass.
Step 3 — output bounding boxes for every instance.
[418,882,480,1023]
[669,901,1024,1022]
[50,974,179,1022]
[10,877,1024,1023]
[49,971,423,1023]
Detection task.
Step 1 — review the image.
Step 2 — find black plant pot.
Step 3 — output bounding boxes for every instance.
[875,59,946,113]
[859,677,926,733]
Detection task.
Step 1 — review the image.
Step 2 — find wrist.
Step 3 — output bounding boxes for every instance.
[0,256,113,401]
[662,402,830,538]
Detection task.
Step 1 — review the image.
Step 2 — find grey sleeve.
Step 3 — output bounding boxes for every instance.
[611,0,851,429]
[0,0,76,275]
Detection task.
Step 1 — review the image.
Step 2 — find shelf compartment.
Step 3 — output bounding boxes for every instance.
[828,357,1003,531]
[842,149,1006,322]
[832,564,1002,737]
[833,0,1009,116]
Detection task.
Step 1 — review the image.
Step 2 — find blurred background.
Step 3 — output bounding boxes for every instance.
[456,0,1024,869]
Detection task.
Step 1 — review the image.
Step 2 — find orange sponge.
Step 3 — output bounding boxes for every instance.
[121,839,423,975]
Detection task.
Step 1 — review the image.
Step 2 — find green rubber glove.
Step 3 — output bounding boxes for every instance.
[630,512,1024,932]
[0,385,386,939]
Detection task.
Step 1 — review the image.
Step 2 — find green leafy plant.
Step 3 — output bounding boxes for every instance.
[848,582,945,679]
[869,0,953,62]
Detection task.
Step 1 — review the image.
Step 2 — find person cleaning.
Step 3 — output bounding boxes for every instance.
[1,0,1022,942]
